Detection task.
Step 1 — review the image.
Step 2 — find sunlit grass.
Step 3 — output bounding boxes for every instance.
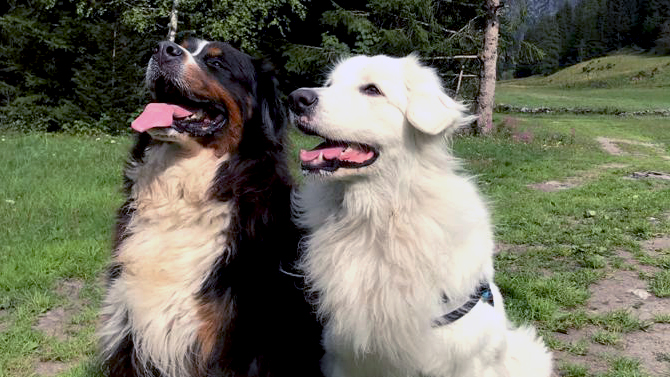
[1,108,670,376]
[497,54,670,111]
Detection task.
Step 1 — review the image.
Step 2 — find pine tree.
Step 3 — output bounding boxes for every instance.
[555,1,574,63]
[605,0,640,50]
[281,0,485,90]
[1,0,312,133]
[639,0,670,50]
[523,15,560,75]
[0,2,95,131]
[97,0,307,53]
[655,20,670,53]
[590,0,608,56]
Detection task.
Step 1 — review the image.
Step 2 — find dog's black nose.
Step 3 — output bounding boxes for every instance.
[289,88,318,114]
[153,41,183,65]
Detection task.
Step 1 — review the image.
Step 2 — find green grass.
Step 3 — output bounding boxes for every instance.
[2,98,670,376]
[654,313,670,324]
[551,336,590,356]
[601,357,649,377]
[513,55,670,88]
[483,56,670,375]
[649,270,670,297]
[590,310,651,333]
[288,128,321,180]
[559,362,590,377]
[0,133,128,377]
[496,86,670,112]
[453,112,670,376]
[497,55,670,111]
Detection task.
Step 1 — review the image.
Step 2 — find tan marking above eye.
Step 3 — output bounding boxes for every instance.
[206,47,223,57]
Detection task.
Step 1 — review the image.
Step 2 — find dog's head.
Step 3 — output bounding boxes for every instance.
[133,38,284,155]
[288,54,471,178]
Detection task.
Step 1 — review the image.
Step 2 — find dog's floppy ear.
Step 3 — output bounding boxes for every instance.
[403,56,469,135]
[254,59,287,144]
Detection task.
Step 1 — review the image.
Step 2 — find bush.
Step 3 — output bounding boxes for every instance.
[0,97,132,135]
[493,116,534,143]
[0,95,59,132]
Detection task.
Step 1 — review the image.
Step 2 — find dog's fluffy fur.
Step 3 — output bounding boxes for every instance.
[289,55,553,377]
[98,38,323,377]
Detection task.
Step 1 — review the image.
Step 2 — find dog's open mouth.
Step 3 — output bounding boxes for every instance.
[300,140,378,173]
[132,79,228,138]
[132,103,228,137]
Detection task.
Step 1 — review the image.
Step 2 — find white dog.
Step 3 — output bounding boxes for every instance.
[287,55,553,377]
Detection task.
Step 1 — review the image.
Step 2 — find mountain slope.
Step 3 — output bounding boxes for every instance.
[525,0,582,22]
[496,54,670,111]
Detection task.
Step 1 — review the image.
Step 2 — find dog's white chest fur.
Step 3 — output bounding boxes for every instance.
[100,143,231,376]
[298,170,499,372]
[298,167,552,377]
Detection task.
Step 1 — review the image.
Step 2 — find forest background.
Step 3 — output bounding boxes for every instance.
[1,0,669,135]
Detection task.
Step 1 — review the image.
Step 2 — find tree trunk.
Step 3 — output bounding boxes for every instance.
[167,0,179,42]
[112,24,116,88]
[475,0,500,135]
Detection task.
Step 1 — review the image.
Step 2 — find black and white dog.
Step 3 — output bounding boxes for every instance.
[98,38,323,377]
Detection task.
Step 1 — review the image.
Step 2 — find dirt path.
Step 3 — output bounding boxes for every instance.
[595,137,670,160]
[526,163,630,192]
[527,136,670,193]
[552,238,670,376]
[528,136,670,376]
[32,279,85,376]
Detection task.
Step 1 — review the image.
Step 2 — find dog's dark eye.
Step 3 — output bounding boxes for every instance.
[361,84,382,96]
[207,58,225,69]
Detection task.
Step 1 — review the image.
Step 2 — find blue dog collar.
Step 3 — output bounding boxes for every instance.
[432,282,494,327]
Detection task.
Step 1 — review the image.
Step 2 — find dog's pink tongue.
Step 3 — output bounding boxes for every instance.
[300,146,374,164]
[300,147,344,162]
[340,148,374,163]
[131,103,193,133]
[300,147,345,162]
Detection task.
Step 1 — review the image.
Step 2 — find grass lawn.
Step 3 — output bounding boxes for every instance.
[497,54,670,112]
[1,110,669,376]
[457,114,670,376]
[514,55,670,88]
[0,133,128,377]
[495,86,670,112]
